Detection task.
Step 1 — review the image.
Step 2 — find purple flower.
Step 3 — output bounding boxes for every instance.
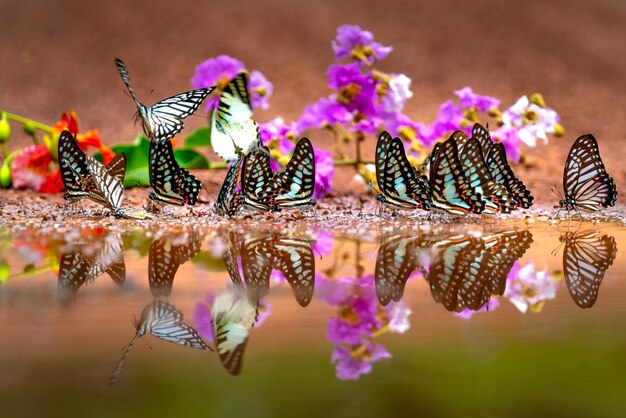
[454,87,500,112]
[192,55,272,110]
[312,230,334,257]
[381,74,413,113]
[313,145,334,196]
[259,117,299,147]
[492,127,523,164]
[498,95,560,147]
[385,302,412,333]
[297,97,353,131]
[332,25,393,64]
[332,343,391,380]
[327,64,378,116]
[503,262,558,313]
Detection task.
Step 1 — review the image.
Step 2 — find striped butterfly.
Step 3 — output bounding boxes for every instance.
[214,155,243,217]
[240,235,273,299]
[427,230,533,312]
[148,137,202,206]
[86,155,157,219]
[210,71,263,162]
[58,130,126,211]
[110,300,211,384]
[560,230,617,308]
[375,132,431,214]
[559,134,617,212]
[429,137,485,214]
[114,58,214,141]
[58,233,126,305]
[452,131,515,213]
[241,146,275,212]
[148,233,202,298]
[263,137,317,211]
[472,123,533,208]
[374,235,423,306]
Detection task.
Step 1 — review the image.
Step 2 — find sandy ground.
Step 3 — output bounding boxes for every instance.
[0,0,625,210]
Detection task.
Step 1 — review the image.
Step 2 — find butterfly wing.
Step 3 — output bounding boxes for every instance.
[485,143,533,208]
[429,138,485,214]
[215,156,243,217]
[561,135,617,211]
[58,130,93,200]
[150,88,214,142]
[57,248,92,304]
[210,72,262,161]
[146,301,211,350]
[241,148,275,211]
[265,138,317,209]
[457,136,515,213]
[562,231,617,308]
[241,237,272,299]
[471,123,494,157]
[266,237,316,307]
[375,236,420,306]
[105,152,127,183]
[149,138,202,206]
[86,155,125,210]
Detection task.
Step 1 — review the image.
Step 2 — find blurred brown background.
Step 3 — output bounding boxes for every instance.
[1,0,625,204]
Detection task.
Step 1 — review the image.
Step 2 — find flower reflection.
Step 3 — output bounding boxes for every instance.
[317,274,411,380]
[503,262,559,313]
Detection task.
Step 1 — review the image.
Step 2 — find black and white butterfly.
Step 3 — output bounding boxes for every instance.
[58,130,126,212]
[559,230,617,308]
[559,134,617,212]
[148,137,202,207]
[85,155,156,219]
[429,136,485,214]
[58,233,126,305]
[210,71,263,162]
[110,300,211,384]
[471,123,533,209]
[240,146,275,212]
[214,156,243,217]
[427,230,533,312]
[115,58,214,141]
[452,131,515,213]
[375,131,431,214]
[148,233,202,297]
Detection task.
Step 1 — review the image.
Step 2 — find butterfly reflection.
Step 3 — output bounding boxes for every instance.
[57,233,126,304]
[148,232,202,297]
[426,230,533,312]
[559,230,617,308]
[110,300,211,384]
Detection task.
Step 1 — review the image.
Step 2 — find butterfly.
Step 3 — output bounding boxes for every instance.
[58,130,126,212]
[114,58,214,141]
[210,71,263,162]
[263,138,317,211]
[214,156,243,217]
[559,230,617,308]
[452,131,515,213]
[427,230,533,312]
[375,131,431,214]
[148,136,202,206]
[240,147,276,212]
[148,232,202,297]
[471,123,533,209]
[110,300,211,384]
[58,233,126,304]
[428,136,485,214]
[559,134,617,212]
[374,235,424,306]
[85,155,157,219]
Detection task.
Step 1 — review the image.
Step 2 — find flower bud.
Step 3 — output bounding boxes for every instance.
[0,112,11,143]
[553,123,564,137]
[23,121,37,136]
[0,259,9,283]
[0,148,21,189]
[529,93,546,108]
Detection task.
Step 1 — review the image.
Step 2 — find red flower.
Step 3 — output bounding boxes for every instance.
[52,111,115,164]
[12,145,63,193]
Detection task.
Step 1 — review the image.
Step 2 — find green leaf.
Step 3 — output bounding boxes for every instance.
[184,126,212,148]
[174,149,209,169]
[191,252,226,272]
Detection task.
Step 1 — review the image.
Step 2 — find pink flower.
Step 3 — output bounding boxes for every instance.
[11,145,63,193]
[332,25,393,64]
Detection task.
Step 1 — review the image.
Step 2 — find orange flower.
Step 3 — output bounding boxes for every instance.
[12,145,64,193]
[52,111,115,164]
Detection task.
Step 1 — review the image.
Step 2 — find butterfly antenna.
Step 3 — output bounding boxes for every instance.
[109,333,139,385]
[202,184,217,202]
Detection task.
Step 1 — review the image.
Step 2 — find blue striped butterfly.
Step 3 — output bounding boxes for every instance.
[115,59,214,141]
[214,156,243,217]
[375,132,431,214]
[452,131,515,213]
[148,232,202,297]
[86,155,157,219]
[472,123,533,209]
[427,230,533,312]
[148,137,202,206]
[241,146,275,212]
[559,134,617,212]
[58,130,126,212]
[58,233,126,305]
[210,71,263,162]
[264,137,317,211]
[374,235,423,306]
[110,300,211,384]
[429,137,485,214]
[560,230,617,308]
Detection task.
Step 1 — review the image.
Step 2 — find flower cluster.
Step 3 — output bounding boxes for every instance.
[316,274,411,380]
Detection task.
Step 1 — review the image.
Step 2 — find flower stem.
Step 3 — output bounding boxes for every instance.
[0,110,54,134]
[0,144,8,158]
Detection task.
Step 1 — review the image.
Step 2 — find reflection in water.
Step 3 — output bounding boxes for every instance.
[58,233,126,304]
[560,230,618,308]
[110,300,211,384]
[427,230,533,312]
[375,235,425,306]
[148,232,202,297]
